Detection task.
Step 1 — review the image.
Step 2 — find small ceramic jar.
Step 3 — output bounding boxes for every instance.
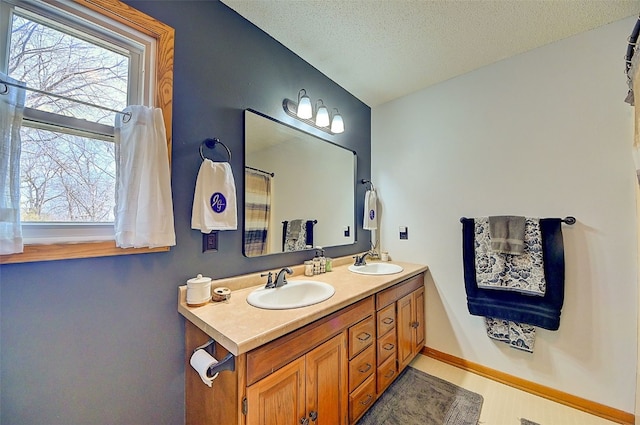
[186,274,212,307]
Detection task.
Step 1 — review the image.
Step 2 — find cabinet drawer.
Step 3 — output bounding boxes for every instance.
[349,344,375,392]
[376,354,397,395]
[376,328,396,366]
[348,316,375,359]
[349,374,376,424]
[377,303,396,337]
[376,274,424,310]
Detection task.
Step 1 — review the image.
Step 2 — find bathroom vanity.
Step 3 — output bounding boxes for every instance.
[178,258,427,425]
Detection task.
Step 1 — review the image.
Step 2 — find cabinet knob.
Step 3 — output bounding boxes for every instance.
[300,418,309,425]
[411,321,420,328]
[309,410,318,422]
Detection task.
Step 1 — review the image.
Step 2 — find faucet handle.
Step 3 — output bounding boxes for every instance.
[261,272,274,287]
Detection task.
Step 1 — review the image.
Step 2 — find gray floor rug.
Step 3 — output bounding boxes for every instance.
[357,366,483,425]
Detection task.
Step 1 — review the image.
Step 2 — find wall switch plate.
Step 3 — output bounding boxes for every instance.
[203,232,218,252]
[399,226,408,240]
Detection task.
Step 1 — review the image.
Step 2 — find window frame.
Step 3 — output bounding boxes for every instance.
[0,0,174,264]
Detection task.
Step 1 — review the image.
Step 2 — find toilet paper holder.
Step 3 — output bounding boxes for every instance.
[194,338,235,377]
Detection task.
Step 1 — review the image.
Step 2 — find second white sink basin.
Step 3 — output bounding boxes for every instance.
[246,280,335,310]
[348,263,404,275]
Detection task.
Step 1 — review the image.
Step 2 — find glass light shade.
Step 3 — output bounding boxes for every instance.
[315,105,330,127]
[297,93,313,119]
[330,112,344,133]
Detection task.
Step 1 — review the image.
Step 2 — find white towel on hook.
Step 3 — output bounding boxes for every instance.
[363,189,378,230]
[191,159,237,232]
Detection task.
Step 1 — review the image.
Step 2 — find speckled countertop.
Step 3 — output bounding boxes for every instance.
[177,256,428,356]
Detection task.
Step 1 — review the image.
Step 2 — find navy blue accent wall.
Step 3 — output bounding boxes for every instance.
[0,2,371,424]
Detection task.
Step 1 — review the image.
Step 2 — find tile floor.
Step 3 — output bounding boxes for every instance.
[409,354,622,425]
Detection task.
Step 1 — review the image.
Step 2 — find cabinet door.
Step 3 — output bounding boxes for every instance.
[397,292,414,371]
[246,357,306,425]
[306,333,348,425]
[413,287,425,353]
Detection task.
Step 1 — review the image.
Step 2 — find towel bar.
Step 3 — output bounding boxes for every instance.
[199,138,231,162]
[459,216,576,225]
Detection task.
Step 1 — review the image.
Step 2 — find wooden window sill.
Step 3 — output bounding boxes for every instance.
[0,241,169,264]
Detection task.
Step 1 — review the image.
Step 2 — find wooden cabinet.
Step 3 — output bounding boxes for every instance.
[184,272,425,425]
[246,332,347,425]
[397,286,425,371]
[375,273,425,389]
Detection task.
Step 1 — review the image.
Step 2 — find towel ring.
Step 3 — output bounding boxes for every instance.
[199,138,231,162]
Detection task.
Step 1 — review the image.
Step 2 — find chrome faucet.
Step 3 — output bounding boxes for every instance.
[353,251,371,266]
[274,267,293,288]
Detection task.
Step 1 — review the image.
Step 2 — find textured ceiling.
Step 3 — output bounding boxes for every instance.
[221,0,640,107]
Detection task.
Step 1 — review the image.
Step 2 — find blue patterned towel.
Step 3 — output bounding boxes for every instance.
[475,217,546,297]
[485,318,536,353]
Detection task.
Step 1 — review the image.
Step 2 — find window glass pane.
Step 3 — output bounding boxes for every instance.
[20,127,116,223]
[8,12,129,125]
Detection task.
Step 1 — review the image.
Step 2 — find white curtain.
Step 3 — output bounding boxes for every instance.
[114,105,175,248]
[0,73,25,254]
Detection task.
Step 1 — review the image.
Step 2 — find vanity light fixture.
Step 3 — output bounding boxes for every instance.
[283,89,345,134]
[296,89,313,119]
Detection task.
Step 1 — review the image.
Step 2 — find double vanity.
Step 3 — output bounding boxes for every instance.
[178,256,428,425]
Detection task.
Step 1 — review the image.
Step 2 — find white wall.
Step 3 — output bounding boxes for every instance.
[372,17,638,413]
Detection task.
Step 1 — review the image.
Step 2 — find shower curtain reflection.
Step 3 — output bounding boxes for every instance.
[244,168,272,256]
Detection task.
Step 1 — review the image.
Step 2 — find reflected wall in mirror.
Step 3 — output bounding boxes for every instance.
[243,109,356,257]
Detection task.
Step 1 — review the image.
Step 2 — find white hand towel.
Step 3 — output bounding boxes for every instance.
[191,160,237,232]
[363,189,378,230]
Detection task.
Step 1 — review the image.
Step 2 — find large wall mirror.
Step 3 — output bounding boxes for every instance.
[243,109,356,257]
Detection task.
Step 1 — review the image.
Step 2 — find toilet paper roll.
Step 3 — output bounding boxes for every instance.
[189,349,219,387]
[212,287,231,302]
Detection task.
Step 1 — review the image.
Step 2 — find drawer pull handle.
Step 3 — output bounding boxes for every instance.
[382,317,394,325]
[357,332,371,342]
[358,363,372,373]
[384,369,395,379]
[383,343,395,351]
[359,394,373,406]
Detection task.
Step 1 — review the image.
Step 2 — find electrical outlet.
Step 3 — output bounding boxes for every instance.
[203,232,218,252]
[343,226,350,237]
[399,226,408,240]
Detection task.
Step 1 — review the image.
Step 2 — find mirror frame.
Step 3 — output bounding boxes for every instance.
[243,108,358,258]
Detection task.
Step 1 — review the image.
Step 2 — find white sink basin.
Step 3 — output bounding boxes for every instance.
[348,263,404,275]
[246,280,335,310]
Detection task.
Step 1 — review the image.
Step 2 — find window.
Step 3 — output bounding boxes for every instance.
[0,0,174,264]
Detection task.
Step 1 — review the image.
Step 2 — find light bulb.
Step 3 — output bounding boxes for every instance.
[297,89,312,119]
[330,110,344,133]
[315,100,330,127]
